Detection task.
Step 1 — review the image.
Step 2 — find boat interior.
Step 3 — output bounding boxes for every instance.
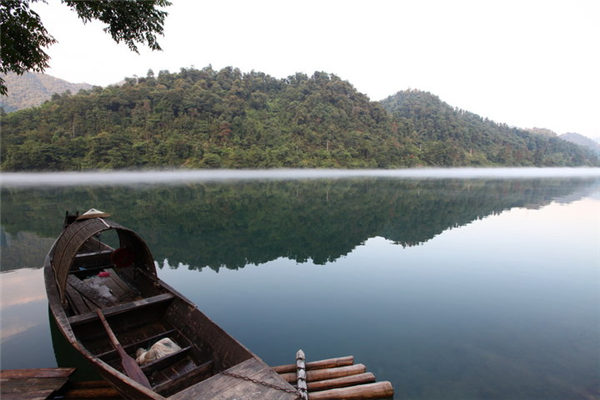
[61,232,220,397]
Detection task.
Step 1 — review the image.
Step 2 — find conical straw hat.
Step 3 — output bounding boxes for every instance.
[76,208,111,220]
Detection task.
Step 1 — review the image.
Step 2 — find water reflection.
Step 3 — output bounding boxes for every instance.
[1,177,599,271]
[0,268,56,368]
[0,176,598,399]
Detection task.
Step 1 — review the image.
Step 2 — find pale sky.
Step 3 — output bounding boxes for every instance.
[32,0,600,139]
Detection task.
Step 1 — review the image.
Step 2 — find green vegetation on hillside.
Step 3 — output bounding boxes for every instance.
[380,90,598,166]
[1,67,598,170]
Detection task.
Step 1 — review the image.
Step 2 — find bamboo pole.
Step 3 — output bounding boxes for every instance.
[307,372,376,392]
[280,364,366,383]
[296,349,308,400]
[308,381,394,400]
[272,356,354,374]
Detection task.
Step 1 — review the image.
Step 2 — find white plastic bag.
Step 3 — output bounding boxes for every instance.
[136,338,181,365]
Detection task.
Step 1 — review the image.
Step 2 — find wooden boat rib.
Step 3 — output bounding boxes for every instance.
[44,212,298,400]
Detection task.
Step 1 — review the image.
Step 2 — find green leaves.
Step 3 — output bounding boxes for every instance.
[0,0,56,95]
[63,0,170,52]
[0,0,170,95]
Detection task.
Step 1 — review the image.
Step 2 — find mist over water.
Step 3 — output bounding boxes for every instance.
[2,167,600,187]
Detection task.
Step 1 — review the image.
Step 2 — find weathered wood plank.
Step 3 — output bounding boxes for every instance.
[152,360,213,396]
[171,358,297,400]
[74,249,113,261]
[308,381,394,400]
[0,377,68,392]
[66,285,90,314]
[0,368,75,379]
[56,380,124,399]
[0,388,61,400]
[0,369,75,400]
[68,293,174,326]
[280,363,366,383]
[103,268,140,300]
[67,275,109,307]
[307,372,376,391]
[62,386,123,399]
[272,355,354,374]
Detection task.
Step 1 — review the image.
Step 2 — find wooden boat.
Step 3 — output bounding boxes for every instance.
[44,210,298,400]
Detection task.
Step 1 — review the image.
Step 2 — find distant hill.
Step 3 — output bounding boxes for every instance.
[1,67,598,170]
[559,132,600,154]
[0,72,93,112]
[380,90,598,166]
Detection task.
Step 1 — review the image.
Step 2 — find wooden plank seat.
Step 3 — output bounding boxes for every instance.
[68,293,175,326]
[73,249,113,265]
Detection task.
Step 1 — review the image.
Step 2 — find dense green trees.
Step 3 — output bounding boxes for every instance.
[1,67,598,170]
[380,90,598,166]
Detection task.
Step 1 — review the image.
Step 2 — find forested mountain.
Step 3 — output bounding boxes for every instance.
[1,67,598,170]
[0,72,93,113]
[559,132,600,154]
[380,90,598,166]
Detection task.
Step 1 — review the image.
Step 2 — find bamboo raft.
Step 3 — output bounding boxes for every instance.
[272,351,394,400]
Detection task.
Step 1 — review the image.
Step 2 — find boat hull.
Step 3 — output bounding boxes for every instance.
[43,217,296,400]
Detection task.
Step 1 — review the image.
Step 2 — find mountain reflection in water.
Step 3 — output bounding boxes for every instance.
[1,174,599,400]
[1,177,598,271]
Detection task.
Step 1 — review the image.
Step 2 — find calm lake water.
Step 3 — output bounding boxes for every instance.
[1,169,599,400]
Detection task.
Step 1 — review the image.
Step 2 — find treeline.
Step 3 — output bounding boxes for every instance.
[1,66,598,170]
[380,90,599,166]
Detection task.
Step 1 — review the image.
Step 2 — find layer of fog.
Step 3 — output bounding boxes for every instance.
[2,168,600,188]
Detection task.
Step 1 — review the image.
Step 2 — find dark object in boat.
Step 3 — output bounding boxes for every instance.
[44,210,298,400]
